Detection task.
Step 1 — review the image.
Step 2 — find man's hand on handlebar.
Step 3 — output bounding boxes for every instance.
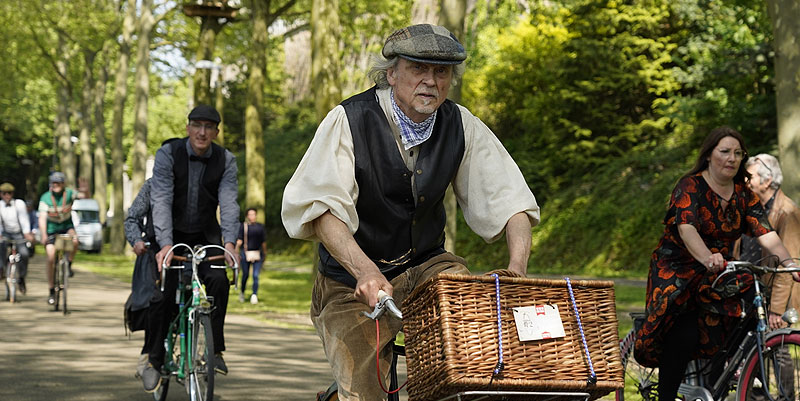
[224,242,239,267]
[354,270,392,308]
[156,244,174,273]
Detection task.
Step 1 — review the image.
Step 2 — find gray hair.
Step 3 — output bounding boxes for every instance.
[368,55,466,90]
[746,153,783,190]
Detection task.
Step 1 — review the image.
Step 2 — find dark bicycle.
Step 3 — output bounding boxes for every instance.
[616,259,800,401]
[52,233,74,314]
[2,238,29,303]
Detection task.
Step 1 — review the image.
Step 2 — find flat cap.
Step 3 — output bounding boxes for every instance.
[382,24,466,65]
[188,104,221,124]
[0,182,14,192]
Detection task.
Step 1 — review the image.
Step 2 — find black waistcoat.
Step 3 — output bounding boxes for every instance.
[318,87,465,287]
[167,137,224,244]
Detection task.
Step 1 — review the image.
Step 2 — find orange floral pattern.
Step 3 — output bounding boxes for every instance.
[633,173,771,368]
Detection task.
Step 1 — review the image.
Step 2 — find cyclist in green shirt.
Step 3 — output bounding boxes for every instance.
[37,172,78,305]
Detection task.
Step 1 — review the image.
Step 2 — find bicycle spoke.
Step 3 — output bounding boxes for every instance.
[739,332,800,401]
[190,313,214,401]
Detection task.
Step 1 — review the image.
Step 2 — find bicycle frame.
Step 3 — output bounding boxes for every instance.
[159,243,238,394]
[668,261,800,401]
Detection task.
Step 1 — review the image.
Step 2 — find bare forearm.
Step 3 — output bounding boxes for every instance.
[313,211,378,280]
[38,215,47,241]
[313,210,390,306]
[505,212,532,276]
[758,231,794,265]
[678,224,723,271]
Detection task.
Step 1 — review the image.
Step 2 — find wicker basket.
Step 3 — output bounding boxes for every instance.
[402,273,623,401]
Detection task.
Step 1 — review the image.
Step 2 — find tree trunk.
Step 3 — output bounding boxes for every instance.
[55,36,76,185]
[410,0,467,254]
[131,0,154,199]
[768,0,800,200]
[94,58,110,225]
[245,0,269,223]
[194,16,223,106]
[311,0,342,122]
[411,0,438,24]
[78,50,96,198]
[109,0,137,254]
[215,80,225,146]
[439,0,466,254]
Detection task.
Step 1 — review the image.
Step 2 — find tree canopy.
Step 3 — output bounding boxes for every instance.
[0,0,796,276]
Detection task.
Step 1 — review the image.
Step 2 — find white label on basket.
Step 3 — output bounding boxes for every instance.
[512,305,566,341]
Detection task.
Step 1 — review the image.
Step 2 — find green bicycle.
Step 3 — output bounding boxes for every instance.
[152,243,238,401]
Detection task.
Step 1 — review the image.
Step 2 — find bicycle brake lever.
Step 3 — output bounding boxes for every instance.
[711,264,735,289]
[362,290,403,321]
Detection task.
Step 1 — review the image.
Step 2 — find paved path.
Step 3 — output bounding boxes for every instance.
[0,257,410,400]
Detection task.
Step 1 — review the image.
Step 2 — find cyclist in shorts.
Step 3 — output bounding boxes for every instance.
[38,172,78,305]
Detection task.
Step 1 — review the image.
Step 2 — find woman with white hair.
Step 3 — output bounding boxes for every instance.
[738,153,800,329]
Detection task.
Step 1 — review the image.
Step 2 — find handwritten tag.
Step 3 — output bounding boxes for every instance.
[512,305,566,341]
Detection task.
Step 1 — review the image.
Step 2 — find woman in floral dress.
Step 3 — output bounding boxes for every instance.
[634,126,800,401]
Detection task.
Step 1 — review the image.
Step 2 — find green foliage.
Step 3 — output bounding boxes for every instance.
[464,0,679,200]
[0,0,788,281]
[663,0,775,151]
[454,0,778,277]
[264,99,318,229]
[458,142,691,276]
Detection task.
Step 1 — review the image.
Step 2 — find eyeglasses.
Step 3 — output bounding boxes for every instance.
[715,147,746,160]
[189,121,218,132]
[753,157,773,178]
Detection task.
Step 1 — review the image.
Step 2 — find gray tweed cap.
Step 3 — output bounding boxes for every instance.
[382,24,466,65]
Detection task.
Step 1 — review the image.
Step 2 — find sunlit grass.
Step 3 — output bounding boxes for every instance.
[75,244,317,322]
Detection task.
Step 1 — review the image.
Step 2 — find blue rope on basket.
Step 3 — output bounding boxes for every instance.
[565,277,597,385]
[489,273,504,384]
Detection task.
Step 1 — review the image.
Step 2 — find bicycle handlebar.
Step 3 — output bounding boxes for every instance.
[362,289,403,321]
[0,239,31,245]
[170,254,226,263]
[159,243,239,292]
[712,260,800,289]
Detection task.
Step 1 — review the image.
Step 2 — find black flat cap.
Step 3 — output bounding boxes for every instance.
[382,24,466,65]
[188,104,221,124]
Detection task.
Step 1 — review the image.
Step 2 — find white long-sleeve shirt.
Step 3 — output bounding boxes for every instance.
[0,199,31,235]
[281,87,540,244]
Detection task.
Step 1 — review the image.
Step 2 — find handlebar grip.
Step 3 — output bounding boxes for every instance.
[377,289,389,302]
[171,254,226,263]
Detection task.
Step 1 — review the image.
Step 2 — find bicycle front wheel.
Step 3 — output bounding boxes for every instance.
[7,263,17,303]
[61,258,68,315]
[737,331,800,401]
[617,327,658,401]
[53,259,63,312]
[189,313,215,401]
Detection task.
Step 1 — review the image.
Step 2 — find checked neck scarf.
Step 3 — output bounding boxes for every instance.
[390,89,437,150]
